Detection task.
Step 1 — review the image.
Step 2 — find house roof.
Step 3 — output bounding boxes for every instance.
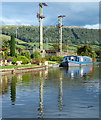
[0,48,8,51]
[45,50,58,53]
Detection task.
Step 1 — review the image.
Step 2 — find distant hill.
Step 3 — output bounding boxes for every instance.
[1,25,100,48]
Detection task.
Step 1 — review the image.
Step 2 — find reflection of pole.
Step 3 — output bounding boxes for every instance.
[58,74,63,111]
[38,71,44,119]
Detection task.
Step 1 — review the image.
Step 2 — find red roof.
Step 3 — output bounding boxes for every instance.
[0,48,8,50]
[45,50,58,53]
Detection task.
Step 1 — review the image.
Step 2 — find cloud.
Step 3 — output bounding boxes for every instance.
[83,24,99,29]
[0,17,32,25]
[2,0,100,2]
[1,2,99,29]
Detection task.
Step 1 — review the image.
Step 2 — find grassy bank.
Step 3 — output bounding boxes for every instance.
[1,64,42,69]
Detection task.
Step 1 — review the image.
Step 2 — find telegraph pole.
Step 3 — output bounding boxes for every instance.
[58,15,66,54]
[37,3,48,52]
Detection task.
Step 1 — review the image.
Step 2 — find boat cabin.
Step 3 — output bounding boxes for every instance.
[63,56,92,62]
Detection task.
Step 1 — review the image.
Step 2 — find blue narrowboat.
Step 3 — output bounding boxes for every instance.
[59,56,93,67]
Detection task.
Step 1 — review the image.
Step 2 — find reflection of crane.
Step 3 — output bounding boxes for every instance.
[37,3,48,52]
[57,15,66,54]
[38,71,44,119]
[58,72,63,111]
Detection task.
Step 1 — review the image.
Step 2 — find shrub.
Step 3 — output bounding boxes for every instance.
[33,50,42,59]
[21,51,31,59]
[31,59,41,65]
[45,56,63,62]
[17,56,31,64]
[8,56,31,64]
[8,57,17,64]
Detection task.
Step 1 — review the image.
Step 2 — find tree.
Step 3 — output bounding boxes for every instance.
[77,45,96,61]
[95,49,101,58]
[10,34,15,56]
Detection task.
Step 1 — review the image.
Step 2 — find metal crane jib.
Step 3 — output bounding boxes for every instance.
[57,23,63,28]
[37,13,45,19]
[58,15,66,18]
[39,3,48,7]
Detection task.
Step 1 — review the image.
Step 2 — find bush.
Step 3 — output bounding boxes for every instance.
[45,56,63,62]
[8,57,17,64]
[21,51,31,59]
[8,56,31,64]
[17,56,31,64]
[31,59,41,65]
[33,50,42,59]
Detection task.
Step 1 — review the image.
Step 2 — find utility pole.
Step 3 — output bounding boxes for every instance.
[58,15,66,54]
[16,27,18,38]
[37,3,48,52]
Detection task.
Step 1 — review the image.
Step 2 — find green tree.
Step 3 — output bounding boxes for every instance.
[10,34,15,56]
[77,45,96,61]
[95,49,101,58]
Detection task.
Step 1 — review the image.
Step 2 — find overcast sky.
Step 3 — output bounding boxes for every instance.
[1,2,99,29]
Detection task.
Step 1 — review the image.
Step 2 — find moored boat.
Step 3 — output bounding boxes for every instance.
[59,56,93,67]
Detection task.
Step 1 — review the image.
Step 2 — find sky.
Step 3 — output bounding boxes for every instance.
[0,2,100,29]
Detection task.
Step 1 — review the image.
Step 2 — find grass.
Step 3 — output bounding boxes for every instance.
[48,61,59,64]
[1,64,42,69]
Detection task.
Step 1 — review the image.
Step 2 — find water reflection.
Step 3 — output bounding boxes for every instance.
[58,72,63,111]
[1,64,100,118]
[38,71,44,119]
[63,65,93,78]
[10,76,17,104]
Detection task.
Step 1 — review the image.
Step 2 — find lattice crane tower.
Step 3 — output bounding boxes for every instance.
[58,15,66,54]
[37,3,48,52]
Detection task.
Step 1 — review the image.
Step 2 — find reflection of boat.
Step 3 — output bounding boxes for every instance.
[59,56,93,67]
[63,65,93,78]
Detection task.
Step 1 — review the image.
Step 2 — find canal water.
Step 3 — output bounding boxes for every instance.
[1,64,100,118]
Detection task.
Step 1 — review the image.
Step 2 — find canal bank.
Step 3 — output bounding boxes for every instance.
[0,63,60,75]
[0,65,46,75]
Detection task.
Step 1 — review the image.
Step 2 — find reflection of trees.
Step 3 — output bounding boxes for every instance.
[10,76,17,104]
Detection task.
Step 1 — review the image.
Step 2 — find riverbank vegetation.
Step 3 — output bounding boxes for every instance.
[0,25,100,67]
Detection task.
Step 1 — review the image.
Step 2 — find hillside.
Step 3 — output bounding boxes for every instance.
[1,25,100,46]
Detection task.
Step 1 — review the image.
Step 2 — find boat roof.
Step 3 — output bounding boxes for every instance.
[64,56,91,58]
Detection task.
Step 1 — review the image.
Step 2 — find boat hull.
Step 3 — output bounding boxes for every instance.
[59,61,69,67]
[59,61,93,67]
[68,62,93,67]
